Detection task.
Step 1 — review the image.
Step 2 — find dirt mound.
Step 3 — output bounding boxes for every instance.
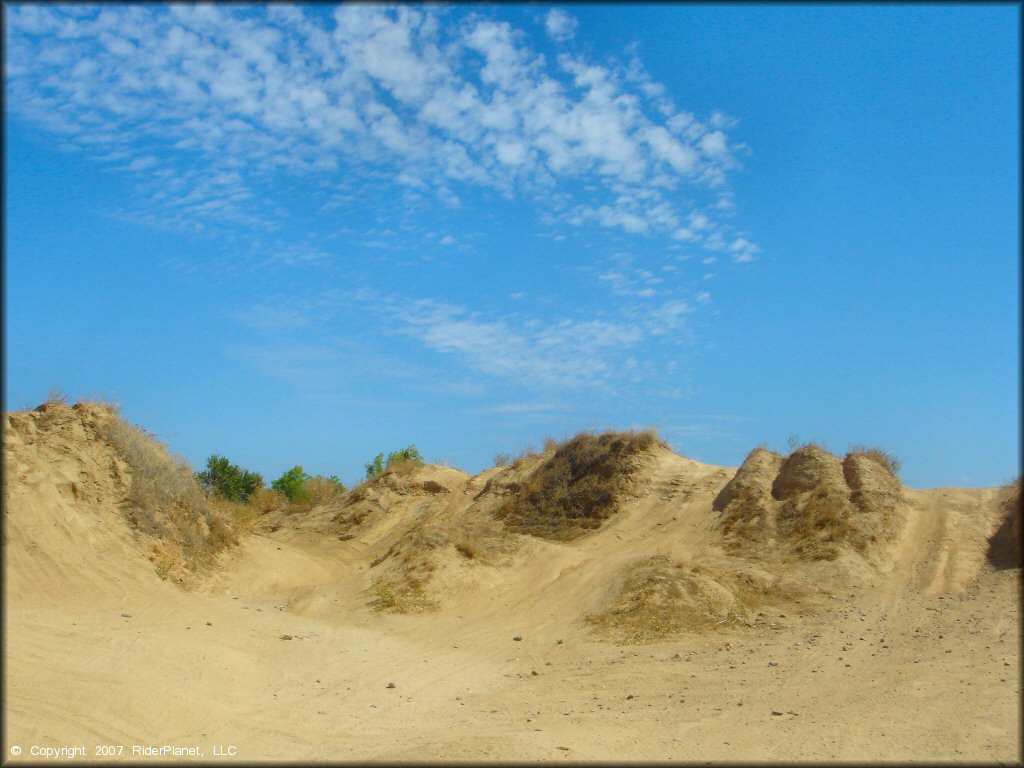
[586,555,816,643]
[309,462,516,612]
[4,401,237,587]
[987,482,1022,568]
[716,444,903,562]
[490,429,665,541]
[714,448,783,548]
[843,451,901,496]
[332,463,469,536]
[772,444,845,499]
[713,447,783,511]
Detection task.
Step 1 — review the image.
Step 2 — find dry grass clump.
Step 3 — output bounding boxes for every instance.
[776,484,854,561]
[282,476,346,514]
[207,495,264,537]
[45,387,70,406]
[715,447,783,553]
[248,486,288,515]
[848,445,901,476]
[367,525,447,612]
[718,483,777,550]
[96,408,238,580]
[368,579,439,614]
[586,556,778,643]
[494,429,664,541]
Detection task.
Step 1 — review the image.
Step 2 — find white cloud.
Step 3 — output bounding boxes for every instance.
[729,237,760,262]
[647,300,692,335]
[544,9,578,42]
[5,4,758,262]
[699,130,729,159]
[344,290,697,390]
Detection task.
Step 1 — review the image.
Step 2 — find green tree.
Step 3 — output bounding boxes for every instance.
[272,465,312,501]
[364,453,385,480]
[194,455,263,502]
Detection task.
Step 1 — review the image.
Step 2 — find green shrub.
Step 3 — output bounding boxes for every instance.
[386,445,422,469]
[365,453,385,480]
[194,455,264,502]
[272,465,312,501]
[365,445,423,479]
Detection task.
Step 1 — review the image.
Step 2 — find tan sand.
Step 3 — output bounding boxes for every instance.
[3,405,1020,762]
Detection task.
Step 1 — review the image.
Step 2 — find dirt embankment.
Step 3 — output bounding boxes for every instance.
[4,401,237,594]
[3,403,1019,763]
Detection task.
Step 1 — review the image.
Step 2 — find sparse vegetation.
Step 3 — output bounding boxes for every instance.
[585,556,774,643]
[364,445,424,479]
[297,474,346,508]
[194,454,263,502]
[718,482,776,547]
[776,484,852,561]
[45,387,69,405]
[494,429,664,541]
[493,453,512,467]
[786,436,828,455]
[717,443,903,562]
[97,407,238,580]
[364,453,384,479]
[848,445,901,476]
[369,579,438,613]
[248,486,288,514]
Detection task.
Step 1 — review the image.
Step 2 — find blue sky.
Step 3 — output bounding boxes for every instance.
[4,3,1019,490]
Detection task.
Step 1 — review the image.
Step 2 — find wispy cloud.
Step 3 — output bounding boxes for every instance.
[343,289,693,390]
[6,4,756,255]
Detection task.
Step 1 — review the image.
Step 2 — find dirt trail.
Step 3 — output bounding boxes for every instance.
[3,406,1020,762]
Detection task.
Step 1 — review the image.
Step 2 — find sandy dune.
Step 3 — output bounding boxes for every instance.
[3,403,1020,762]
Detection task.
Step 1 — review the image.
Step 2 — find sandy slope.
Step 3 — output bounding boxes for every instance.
[3,407,1020,763]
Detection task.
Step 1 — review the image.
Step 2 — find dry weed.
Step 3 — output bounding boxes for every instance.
[45,388,70,406]
[248,487,288,515]
[586,556,771,643]
[848,445,901,476]
[494,429,663,541]
[369,579,439,613]
[97,410,238,578]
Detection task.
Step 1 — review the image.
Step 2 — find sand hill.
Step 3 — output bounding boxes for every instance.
[3,401,1020,762]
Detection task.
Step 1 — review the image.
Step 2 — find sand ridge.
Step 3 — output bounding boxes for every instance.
[3,403,1020,762]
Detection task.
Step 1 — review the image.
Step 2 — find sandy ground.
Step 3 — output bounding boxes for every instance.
[3,408,1020,763]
